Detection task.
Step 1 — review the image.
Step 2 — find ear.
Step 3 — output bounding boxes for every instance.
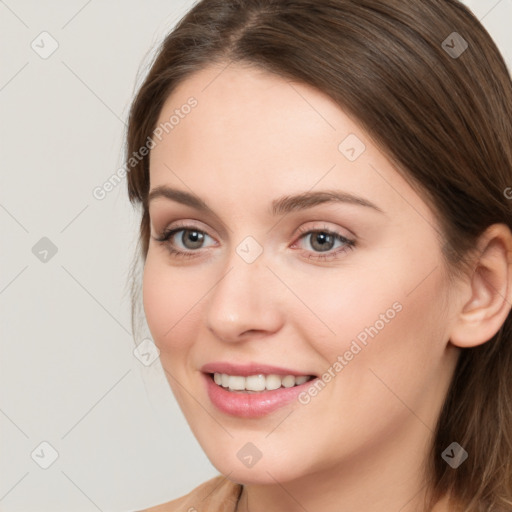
[449,223,512,348]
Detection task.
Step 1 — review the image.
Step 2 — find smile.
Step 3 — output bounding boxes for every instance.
[203,371,319,418]
[212,372,314,392]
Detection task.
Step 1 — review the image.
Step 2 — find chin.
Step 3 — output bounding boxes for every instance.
[204,447,309,485]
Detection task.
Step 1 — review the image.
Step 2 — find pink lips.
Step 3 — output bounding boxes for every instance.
[201,362,317,418]
[201,361,314,377]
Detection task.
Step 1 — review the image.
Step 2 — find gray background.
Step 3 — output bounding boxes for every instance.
[1,1,511,510]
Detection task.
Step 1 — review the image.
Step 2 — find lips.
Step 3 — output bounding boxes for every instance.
[200,361,316,377]
[200,362,319,418]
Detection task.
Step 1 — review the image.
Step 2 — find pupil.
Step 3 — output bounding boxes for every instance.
[183,230,203,249]
[312,232,333,252]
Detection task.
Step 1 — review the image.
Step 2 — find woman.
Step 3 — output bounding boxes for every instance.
[126,1,512,510]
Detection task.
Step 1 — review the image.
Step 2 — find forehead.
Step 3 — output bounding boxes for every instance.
[150,63,371,184]
[147,63,435,228]
[158,62,342,122]
[154,64,347,146]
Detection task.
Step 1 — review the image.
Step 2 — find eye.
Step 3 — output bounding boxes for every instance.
[292,225,356,261]
[153,223,216,259]
[152,222,356,262]
[173,229,208,250]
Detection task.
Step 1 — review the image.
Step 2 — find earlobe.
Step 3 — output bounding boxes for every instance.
[449,224,512,349]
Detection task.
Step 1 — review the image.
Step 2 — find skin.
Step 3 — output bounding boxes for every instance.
[142,62,512,512]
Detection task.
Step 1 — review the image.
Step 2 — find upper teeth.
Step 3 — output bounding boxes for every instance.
[213,373,311,391]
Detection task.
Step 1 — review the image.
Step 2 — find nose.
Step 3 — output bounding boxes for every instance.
[205,247,284,343]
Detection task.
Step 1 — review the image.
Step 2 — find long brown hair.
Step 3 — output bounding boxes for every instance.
[125,1,512,510]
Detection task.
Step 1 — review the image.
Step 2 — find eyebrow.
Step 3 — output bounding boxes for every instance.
[147,186,384,216]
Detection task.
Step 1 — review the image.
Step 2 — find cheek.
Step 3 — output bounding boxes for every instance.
[142,258,170,340]
[302,244,447,372]
[292,266,404,358]
[142,255,203,352]
[326,263,448,411]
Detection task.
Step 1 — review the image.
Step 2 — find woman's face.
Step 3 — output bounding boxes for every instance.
[143,63,461,485]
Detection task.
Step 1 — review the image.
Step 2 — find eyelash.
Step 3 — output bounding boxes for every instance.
[153,221,356,262]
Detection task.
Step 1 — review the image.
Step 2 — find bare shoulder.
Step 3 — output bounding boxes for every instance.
[136,475,243,512]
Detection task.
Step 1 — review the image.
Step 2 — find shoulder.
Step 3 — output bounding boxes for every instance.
[136,474,243,512]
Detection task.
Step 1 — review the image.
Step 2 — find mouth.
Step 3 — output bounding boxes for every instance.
[201,366,319,418]
[208,372,316,393]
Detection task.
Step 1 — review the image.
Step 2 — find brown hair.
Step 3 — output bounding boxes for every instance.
[125,1,512,510]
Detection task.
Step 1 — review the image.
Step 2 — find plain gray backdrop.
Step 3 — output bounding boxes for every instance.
[1,1,511,510]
